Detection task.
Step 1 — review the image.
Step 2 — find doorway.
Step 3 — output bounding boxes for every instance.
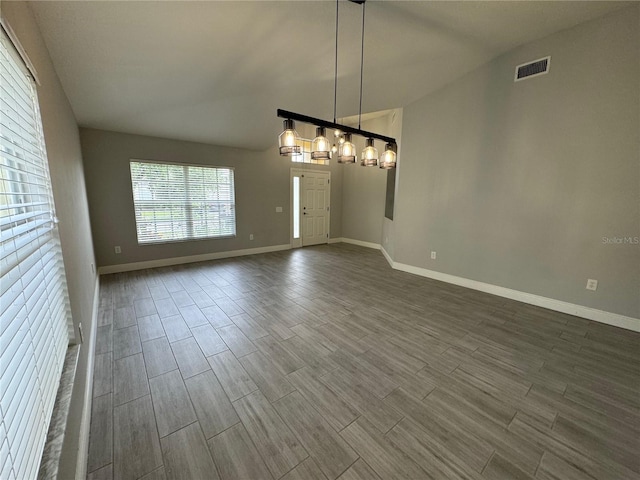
[290,168,330,248]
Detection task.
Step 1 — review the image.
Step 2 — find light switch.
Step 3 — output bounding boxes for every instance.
[276,206,283,213]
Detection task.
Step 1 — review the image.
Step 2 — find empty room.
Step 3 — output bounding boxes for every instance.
[1,1,638,479]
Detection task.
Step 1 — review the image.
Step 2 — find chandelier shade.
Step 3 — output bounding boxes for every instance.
[379,142,397,169]
[311,127,331,160]
[337,133,357,163]
[361,138,378,166]
[278,119,301,156]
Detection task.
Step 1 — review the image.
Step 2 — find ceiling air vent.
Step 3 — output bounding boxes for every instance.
[514,56,550,82]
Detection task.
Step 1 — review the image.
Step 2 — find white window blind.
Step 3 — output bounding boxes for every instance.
[130,160,236,244]
[0,28,71,480]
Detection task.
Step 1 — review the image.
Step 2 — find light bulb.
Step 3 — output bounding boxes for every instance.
[379,142,397,169]
[337,133,356,164]
[278,119,301,156]
[311,127,331,161]
[361,138,378,167]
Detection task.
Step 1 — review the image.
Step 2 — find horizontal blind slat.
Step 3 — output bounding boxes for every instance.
[1,224,53,269]
[11,382,43,480]
[0,238,53,299]
[1,341,37,435]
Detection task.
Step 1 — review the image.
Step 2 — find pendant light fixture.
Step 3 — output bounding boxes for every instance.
[337,133,356,163]
[311,127,331,160]
[361,138,378,166]
[379,142,397,169]
[278,119,301,156]
[276,0,397,168]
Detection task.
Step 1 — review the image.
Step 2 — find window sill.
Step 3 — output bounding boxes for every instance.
[38,344,80,479]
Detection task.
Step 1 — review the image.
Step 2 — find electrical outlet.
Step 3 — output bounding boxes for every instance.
[114,246,121,254]
[249,234,254,241]
[431,251,437,260]
[91,263,95,274]
[586,279,598,291]
[276,206,283,213]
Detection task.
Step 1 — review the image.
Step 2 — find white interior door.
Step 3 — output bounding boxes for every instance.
[290,169,331,248]
[299,171,330,246]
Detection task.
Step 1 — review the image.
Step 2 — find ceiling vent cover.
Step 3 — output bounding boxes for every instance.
[514,56,550,82]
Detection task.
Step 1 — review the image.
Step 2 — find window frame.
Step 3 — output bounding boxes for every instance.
[291,137,330,166]
[128,159,237,245]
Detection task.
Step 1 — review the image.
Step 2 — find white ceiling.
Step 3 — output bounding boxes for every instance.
[30,1,629,150]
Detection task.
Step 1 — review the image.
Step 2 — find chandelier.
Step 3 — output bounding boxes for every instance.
[277,0,397,169]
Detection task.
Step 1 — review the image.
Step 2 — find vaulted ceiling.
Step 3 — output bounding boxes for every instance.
[29,1,629,150]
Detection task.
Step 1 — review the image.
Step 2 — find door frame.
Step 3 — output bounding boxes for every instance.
[290,168,331,248]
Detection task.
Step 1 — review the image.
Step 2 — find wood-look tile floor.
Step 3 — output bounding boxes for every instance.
[87,244,640,480]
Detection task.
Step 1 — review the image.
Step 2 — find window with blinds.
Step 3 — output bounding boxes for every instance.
[0,27,72,480]
[130,160,236,244]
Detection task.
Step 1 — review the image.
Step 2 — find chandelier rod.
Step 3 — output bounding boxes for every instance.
[357,1,365,129]
[277,109,396,145]
[333,0,339,124]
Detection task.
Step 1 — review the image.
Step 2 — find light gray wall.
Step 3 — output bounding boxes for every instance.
[2,2,98,477]
[341,112,401,244]
[381,108,403,258]
[80,127,344,267]
[395,5,640,318]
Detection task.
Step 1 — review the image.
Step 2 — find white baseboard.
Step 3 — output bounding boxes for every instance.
[380,246,394,267]
[75,276,100,479]
[340,237,381,250]
[392,260,640,332]
[98,244,292,275]
[328,237,343,244]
